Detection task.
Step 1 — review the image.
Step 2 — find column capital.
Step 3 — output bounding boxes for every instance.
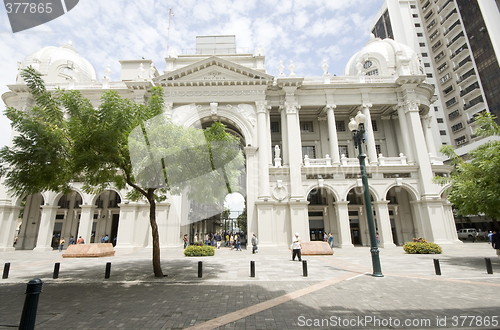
[255,100,271,114]
[325,103,337,111]
[361,103,372,109]
[404,100,420,113]
[423,114,433,127]
[244,146,258,156]
[285,100,301,114]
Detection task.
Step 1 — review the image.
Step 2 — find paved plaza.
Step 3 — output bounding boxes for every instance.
[0,241,499,329]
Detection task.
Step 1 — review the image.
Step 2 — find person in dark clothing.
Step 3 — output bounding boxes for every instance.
[491,229,500,259]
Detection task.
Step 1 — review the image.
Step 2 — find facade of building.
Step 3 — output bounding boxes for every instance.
[0,36,461,252]
[370,0,500,156]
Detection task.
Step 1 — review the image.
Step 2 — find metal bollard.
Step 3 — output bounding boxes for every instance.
[198,261,202,278]
[250,261,255,277]
[53,263,60,279]
[19,278,43,330]
[433,259,441,276]
[105,262,111,279]
[485,258,493,274]
[2,262,10,279]
[302,260,308,277]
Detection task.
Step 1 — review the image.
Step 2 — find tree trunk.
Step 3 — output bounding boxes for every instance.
[148,189,163,277]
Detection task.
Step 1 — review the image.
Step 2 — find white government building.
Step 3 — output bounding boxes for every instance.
[0,35,461,252]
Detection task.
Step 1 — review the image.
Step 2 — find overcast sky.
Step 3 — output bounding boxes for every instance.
[0,0,386,150]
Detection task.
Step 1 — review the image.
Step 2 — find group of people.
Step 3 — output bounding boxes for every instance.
[323,232,335,249]
[57,235,85,251]
[183,232,247,251]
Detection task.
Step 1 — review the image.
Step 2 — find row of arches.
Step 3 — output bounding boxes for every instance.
[15,189,122,250]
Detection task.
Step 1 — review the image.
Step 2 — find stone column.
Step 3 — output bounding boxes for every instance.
[284,89,303,199]
[289,201,310,243]
[79,205,96,245]
[256,100,271,200]
[326,104,340,165]
[280,106,289,165]
[33,205,60,251]
[0,204,21,252]
[334,201,354,248]
[361,103,378,165]
[396,103,415,164]
[115,202,137,251]
[422,114,438,157]
[404,100,436,196]
[244,146,258,238]
[373,201,396,248]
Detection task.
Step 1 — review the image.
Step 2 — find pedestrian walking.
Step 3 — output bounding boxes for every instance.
[251,234,258,253]
[488,231,494,243]
[236,235,242,251]
[58,237,65,252]
[215,232,222,249]
[225,233,229,247]
[183,234,188,249]
[68,236,75,245]
[291,233,302,261]
[492,229,500,259]
[104,234,109,243]
[230,234,234,250]
[77,236,85,244]
[328,233,334,249]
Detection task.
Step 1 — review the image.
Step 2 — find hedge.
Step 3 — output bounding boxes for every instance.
[403,238,442,254]
[184,245,215,257]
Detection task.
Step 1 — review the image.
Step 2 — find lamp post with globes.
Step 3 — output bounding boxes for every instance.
[348,110,383,277]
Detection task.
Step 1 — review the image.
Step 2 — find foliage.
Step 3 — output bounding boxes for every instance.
[0,67,243,277]
[184,245,215,257]
[403,239,442,254]
[236,209,247,233]
[434,113,500,219]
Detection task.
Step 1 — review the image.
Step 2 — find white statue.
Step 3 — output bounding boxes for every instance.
[149,63,156,79]
[275,145,281,159]
[104,64,112,80]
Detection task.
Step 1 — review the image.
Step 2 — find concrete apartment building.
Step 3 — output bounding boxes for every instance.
[370,0,500,157]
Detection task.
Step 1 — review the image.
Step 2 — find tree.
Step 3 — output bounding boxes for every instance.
[0,67,244,277]
[235,210,247,233]
[434,112,500,220]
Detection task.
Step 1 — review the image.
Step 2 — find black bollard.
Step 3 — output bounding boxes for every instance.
[2,262,10,279]
[433,259,441,276]
[19,278,43,330]
[485,258,493,274]
[105,262,111,279]
[302,260,308,277]
[250,261,255,277]
[198,261,202,278]
[53,263,60,279]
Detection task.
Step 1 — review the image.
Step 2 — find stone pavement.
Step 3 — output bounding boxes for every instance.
[0,241,499,329]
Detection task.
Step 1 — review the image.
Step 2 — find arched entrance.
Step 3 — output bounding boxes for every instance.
[181,117,247,246]
[54,191,84,247]
[306,187,337,243]
[386,186,418,245]
[346,187,377,246]
[93,190,121,245]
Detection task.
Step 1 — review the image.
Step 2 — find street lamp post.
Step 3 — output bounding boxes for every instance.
[348,111,384,277]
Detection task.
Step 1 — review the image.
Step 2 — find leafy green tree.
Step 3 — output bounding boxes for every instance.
[235,210,247,233]
[1,67,244,277]
[435,112,500,221]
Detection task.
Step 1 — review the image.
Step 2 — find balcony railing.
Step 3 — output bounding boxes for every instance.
[444,20,460,37]
[447,32,464,48]
[441,8,457,24]
[450,44,468,60]
[453,56,472,71]
[437,0,453,14]
[460,82,480,97]
[464,95,484,110]
[456,68,476,84]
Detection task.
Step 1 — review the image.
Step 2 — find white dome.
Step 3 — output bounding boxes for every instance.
[17,41,97,84]
[344,35,423,77]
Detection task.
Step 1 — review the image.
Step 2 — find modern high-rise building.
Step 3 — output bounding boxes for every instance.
[370,0,500,157]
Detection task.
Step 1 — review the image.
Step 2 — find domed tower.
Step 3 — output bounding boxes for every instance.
[344,34,424,77]
[17,41,97,84]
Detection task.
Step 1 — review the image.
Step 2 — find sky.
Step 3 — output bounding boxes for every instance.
[0,0,386,151]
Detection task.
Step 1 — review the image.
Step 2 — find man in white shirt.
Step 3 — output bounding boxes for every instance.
[291,233,302,261]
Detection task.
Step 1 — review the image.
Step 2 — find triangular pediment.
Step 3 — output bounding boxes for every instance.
[154,56,273,84]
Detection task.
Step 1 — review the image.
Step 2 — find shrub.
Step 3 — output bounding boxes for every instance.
[403,238,442,254]
[184,245,215,257]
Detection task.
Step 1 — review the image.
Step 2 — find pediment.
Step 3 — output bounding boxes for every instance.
[154,56,274,84]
